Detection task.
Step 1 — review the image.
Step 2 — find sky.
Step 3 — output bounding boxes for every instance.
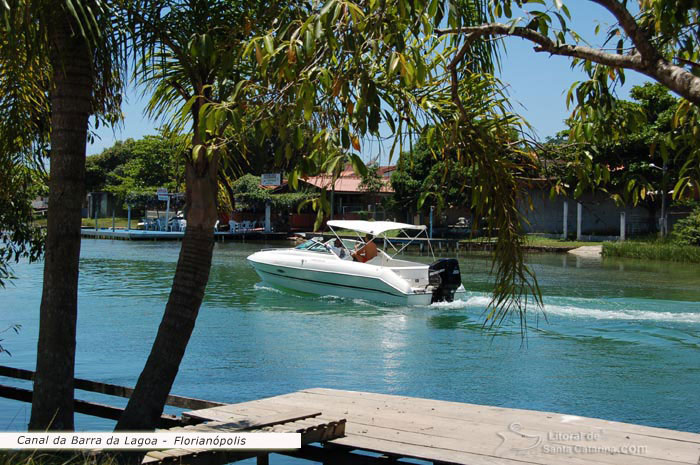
[86,2,652,160]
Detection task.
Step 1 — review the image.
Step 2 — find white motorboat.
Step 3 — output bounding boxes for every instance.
[247,220,466,305]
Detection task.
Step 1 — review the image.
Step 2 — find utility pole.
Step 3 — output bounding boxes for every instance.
[660,162,668,238]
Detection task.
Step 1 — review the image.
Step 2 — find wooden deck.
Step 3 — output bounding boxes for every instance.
[80,229,290,241]
[144,409,346,465]
[176,388,700,465]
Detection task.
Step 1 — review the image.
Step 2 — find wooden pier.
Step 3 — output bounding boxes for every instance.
[80,228,291,242]
[1,366,698,464]
[149,388,700,465]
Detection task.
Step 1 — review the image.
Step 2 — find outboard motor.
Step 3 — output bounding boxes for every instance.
[429,258,462,303]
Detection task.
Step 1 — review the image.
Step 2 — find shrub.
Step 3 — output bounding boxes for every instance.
[673,207,700,246]
[602,241,700,263]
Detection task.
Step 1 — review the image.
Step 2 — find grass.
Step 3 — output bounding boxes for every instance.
[460,235,601,248]
[602,240,700,263]
[0,452,118,465]
[523,235,602,248]
[80,217,133,229]
[33,217,136,229]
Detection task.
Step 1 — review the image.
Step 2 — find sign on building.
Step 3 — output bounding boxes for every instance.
[261,173,281,186]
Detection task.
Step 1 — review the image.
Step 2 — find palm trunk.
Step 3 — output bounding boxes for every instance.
[29,9,93,431]
[116,153,218,431]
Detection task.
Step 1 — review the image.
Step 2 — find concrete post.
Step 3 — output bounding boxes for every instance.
[165,194,171,232]
[264,201,271,232]
[620,211,626,241]
[576,202,583,241]
[127,205,131,231]
[112,208,115,232]
[330,187,335,220]
[429,206,434,238]
[562,200,568,239]
[94,205,98,231]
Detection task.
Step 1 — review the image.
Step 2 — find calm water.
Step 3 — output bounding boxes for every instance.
[1,240,699,446]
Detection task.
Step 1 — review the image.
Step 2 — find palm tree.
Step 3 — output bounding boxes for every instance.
[0,12,49,287]
[1,0,125,430]
[115,0,286,430]
[117,0,513,431]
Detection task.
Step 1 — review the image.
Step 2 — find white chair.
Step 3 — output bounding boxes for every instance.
[229,220,240,233]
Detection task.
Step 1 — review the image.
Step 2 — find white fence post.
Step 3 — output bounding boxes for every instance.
[620,211,626,241]
[576,202,583,241]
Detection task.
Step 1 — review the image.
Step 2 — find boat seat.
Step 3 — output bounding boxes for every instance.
[366,255,386,266]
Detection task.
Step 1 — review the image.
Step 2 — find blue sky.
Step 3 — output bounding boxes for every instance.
[87,2,651,159]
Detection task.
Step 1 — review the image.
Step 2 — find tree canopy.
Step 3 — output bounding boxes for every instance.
[0,162,45,287]
[391,135,472,214]
[231,174,315,210]
[86,131,186,201]
[438,1,700,202]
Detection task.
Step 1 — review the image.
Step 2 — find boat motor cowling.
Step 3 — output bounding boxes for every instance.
[429,258,462,303]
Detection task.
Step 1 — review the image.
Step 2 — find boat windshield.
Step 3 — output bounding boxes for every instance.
[295,238,321,250]
[294,238,333,254]
[294,237,359,258]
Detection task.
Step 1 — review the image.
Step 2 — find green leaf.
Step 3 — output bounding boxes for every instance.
[289,169,299,190]
[294,126,304,149]
[417,191,432,209]
[263,35,274,55]
[348,153,367,177]
[303,96,314,121]
[304,29,315,56]
[180,95,199,120]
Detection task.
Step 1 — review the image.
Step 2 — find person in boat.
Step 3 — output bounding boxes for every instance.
[330,239,348,259]
[352,234,377,263]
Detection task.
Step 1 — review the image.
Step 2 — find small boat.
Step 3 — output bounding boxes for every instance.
[247,220,466,305]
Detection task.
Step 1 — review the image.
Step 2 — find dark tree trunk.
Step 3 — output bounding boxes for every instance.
[115,147,219,431]
[29,8,93,431]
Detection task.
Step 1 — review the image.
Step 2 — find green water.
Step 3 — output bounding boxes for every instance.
[1,240,699,441]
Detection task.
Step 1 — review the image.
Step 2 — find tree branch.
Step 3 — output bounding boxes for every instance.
[437,23,643,69]
[588,0,659,61]
[437,22,700,106]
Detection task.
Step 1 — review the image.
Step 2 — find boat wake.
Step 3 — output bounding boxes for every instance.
[458,295,700,324]
[253,283,285,294]
[430,299,473,309]
[253,282,700,324]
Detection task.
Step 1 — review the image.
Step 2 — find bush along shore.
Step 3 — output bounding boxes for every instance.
[602,241,700,263]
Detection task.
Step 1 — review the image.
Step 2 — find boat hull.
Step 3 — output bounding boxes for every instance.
[247,250,465,306]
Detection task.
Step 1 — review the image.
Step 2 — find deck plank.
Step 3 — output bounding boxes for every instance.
[226,392,697,461]
[146,388,700,465]
[183,407,321,428]
[231,389,700,465]
[142,413,346,465]
[300,388,700,444]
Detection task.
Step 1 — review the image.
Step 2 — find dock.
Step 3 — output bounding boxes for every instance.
[0,365,698,465]
[80,228,291,241]
[148,388,700,465]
